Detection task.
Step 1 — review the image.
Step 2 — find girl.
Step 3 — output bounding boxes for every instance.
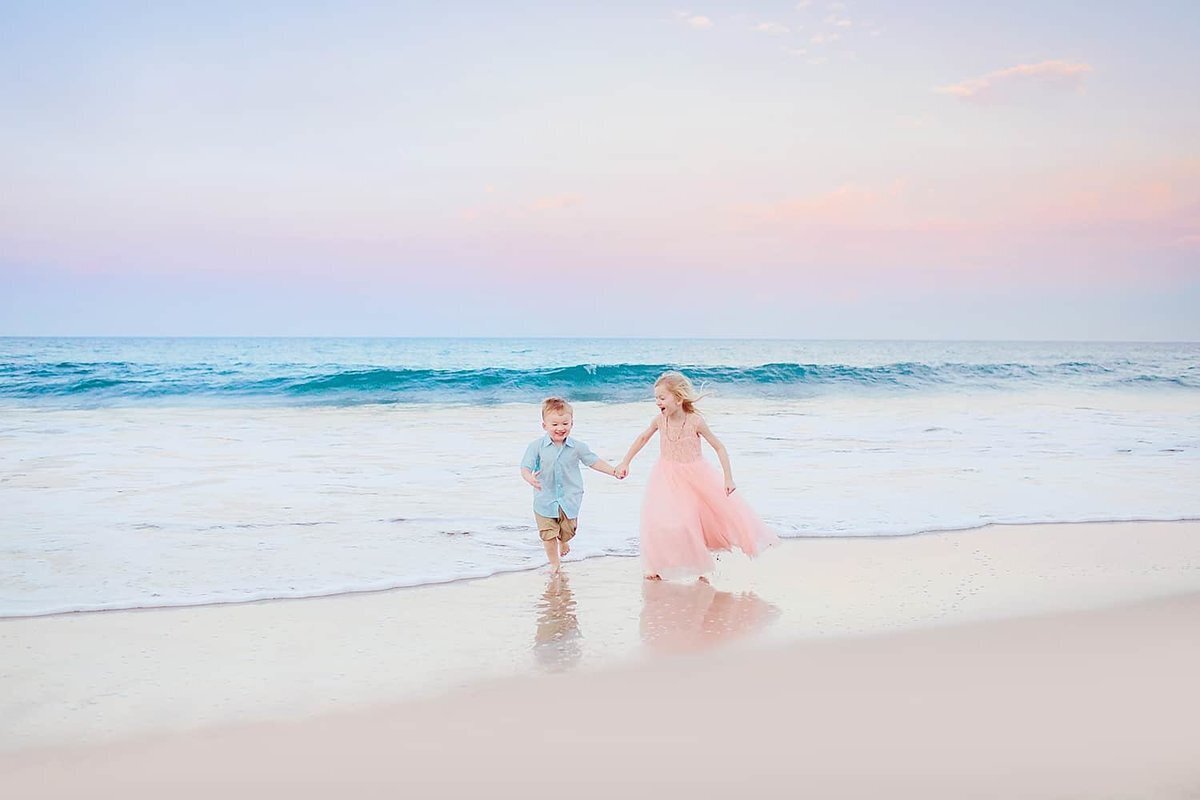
[615,371,779,580]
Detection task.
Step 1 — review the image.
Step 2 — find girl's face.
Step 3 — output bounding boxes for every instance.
[654,385,682,415]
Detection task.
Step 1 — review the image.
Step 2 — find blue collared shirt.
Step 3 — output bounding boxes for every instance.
[521,435,600,519]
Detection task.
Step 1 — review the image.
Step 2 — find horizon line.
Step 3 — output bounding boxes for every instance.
[1,335,1197,345]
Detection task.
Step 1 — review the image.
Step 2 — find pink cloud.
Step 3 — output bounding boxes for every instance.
[733,183,905,227]
[754,21,790,34]
[530,193,583,212]
[703,160,1199,289]
[936,59,1093,100]
[1006,161,1200,234]
[458,191,583,225]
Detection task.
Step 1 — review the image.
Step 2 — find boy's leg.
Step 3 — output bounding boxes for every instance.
[559,511,577,556]
[536,513,563,573]
[542,538,561,572]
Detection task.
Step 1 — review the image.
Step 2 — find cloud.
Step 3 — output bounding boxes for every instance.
[673,11,715,29]
[460,192,583,223]
[810,32,840,44]
[530,194,583,212]
[936,59,1093,100]
[754,21,790,34]
[825,14,852,26]
[735,184,903,227]
[784,47,808,57]
[795,1,811,8]
[909,162,1192,238]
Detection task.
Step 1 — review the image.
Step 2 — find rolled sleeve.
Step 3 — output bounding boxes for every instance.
[521,440,540,472]
[575,440,600,467]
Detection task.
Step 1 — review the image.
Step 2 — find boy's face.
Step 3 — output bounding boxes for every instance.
[542,411,574,443]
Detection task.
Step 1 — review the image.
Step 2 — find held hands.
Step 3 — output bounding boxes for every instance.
[615,462,629,480]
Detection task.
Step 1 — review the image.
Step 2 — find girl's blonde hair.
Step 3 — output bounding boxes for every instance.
[654,371,706,414]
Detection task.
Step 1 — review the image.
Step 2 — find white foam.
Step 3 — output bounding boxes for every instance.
[2,390,1197,617]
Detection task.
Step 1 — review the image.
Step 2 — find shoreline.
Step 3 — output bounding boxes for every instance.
[3,519,1199,758]
[7,516,1200,620]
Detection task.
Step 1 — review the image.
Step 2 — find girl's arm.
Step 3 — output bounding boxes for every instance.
[695,416,736,495]
[616,417,660,477]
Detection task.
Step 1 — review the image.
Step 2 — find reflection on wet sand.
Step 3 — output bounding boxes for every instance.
[640,579,780,654]
[532,573,582,672]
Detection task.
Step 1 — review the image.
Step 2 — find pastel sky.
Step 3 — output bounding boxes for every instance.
[2,0,1198,339]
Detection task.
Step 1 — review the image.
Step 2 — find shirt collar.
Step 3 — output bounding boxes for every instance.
[541,434,575,447]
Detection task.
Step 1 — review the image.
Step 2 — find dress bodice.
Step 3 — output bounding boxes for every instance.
[659,413,703,463]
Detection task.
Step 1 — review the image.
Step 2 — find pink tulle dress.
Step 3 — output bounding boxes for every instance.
[640,413,779,577]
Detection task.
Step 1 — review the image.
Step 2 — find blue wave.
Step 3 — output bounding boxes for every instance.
[1,359,1196,405]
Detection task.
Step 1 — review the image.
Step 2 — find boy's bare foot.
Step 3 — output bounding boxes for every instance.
[560,540,570,556]
[697,575,710,584]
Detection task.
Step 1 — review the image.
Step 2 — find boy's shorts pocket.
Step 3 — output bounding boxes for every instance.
[534,510,577,543]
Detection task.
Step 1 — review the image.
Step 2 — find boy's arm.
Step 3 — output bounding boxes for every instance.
[520,441,542,490]
[521,467,543,490]
[577,440,621,479]
[588,459,620,478]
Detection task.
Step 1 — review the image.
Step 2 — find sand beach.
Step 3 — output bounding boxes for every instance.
[3,520,1199,797]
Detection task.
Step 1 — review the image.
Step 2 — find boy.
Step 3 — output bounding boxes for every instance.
[520,397,621,573]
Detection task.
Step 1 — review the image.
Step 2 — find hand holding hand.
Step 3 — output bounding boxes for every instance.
[615,463,629,480]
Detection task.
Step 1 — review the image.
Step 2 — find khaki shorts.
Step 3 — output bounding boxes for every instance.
[535,509,577,543]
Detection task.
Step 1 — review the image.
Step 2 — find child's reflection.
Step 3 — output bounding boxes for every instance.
[532,572,582,672]
[640,578,780,654]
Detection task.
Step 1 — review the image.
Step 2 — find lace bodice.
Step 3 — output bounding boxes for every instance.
[659,413,703,463]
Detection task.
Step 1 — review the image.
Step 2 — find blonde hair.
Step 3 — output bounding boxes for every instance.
[654,371,705,414]
[541,396,574,419]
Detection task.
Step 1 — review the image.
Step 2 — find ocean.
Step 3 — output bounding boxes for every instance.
[2,337,1197,617]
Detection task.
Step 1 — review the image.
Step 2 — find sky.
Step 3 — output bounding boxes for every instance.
[2,0,1198,339]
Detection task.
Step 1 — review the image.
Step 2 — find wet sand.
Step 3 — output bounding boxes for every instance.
[2,521,1199,796]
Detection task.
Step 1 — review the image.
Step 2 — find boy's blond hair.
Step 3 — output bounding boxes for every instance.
[541,396,574,418]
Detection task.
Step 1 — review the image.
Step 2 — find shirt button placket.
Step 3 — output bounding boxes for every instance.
[555,453,563,513]
[555,465,562,509]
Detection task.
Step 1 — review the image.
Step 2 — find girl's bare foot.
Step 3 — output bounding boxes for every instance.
[697,575,710,584]
[644,573,662,581]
